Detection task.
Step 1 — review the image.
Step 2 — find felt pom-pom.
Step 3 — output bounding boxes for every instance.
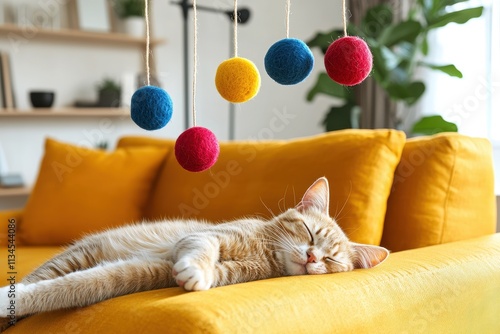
[324,36,372,86]
[215,57,261,103]
[175,127,220,173]
[264,38,314,85]
[131,86,173,130]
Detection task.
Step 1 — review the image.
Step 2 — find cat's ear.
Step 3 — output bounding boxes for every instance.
[297,177,330,215]
[350,243,389,269]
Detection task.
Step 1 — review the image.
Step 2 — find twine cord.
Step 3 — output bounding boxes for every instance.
[286,0,290,38]
[234,0,238,57]
[192,0,198,126]
[145,0,150,86]
[342,0,347,36]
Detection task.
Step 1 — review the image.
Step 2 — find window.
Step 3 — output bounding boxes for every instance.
[420,0,499,193]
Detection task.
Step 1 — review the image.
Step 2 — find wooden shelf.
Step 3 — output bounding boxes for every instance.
[0,187,30,197]
[0,24,165,46]
[0,108,130,117]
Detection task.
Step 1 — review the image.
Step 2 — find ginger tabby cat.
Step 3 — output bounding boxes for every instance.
[0,177,388,329]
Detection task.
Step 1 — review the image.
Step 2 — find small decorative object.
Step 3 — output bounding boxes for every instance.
[323,0,372,86]
[175,127,220,173]
[215,0,260,103]
[76,0,110,32]
[97,78,121,107]
[131,86,172,130]
[115,0,145,37]
[130,0,173,130]
[324,36,372,86]
[264,0,314,85]
[0,173,25,188]
[215,57,260,103]
[30,91,55,108]
[95,140,109,151]
[175,0,219,172]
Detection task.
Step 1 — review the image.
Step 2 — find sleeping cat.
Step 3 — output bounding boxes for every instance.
[0,177,388,323]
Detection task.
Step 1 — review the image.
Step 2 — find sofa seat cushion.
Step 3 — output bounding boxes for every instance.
[5,234,500,333]
[382,133,496,252]
[19,139,168,246]
[118,129,406,245]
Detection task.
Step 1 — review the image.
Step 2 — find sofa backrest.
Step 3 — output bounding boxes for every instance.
[118,129,406,245]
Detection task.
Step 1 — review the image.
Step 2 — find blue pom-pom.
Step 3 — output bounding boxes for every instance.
[264,38,314,85]
[131,86,173,131]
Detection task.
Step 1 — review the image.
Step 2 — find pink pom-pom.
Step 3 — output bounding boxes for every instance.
[175,127,220,172]
[324,36,373,86]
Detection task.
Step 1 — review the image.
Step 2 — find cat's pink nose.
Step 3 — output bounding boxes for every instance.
[306,251,317,263]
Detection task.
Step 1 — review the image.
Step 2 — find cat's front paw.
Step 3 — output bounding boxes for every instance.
[172,259,213,291]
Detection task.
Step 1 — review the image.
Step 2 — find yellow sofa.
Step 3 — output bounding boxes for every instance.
[1,129,499,333]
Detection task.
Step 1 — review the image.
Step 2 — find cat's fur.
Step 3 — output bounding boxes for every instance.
[0,177,388,324]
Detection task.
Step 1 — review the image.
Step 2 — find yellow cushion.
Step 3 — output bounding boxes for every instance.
[119,129,406,245]
[7,234,500,333]
[0,209,23,247]
[19,139,168,246]
[382,133,496,251]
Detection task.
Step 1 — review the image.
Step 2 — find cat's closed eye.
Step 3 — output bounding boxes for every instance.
[325,257,342,264]
[302,222,314,245]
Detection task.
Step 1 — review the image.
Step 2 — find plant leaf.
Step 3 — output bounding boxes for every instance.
[385,81,425,105]
[306,73,353,102]
[322,103,359,131]
[441,0,470,7]
[361,4,393,38]
[378,20,422,47]
[412,115,458,135]
[421,33,429,55]
[307,30,343,54]
[428,7,483,29]
[421,63,463,78]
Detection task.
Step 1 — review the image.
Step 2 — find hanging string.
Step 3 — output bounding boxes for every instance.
[342,0,347,37]
[144,0,151,86]
[192,0,198,126]
[285,0,290,38]
[233,0,238,57]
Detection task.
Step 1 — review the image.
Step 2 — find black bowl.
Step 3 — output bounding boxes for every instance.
[30,91,55,108]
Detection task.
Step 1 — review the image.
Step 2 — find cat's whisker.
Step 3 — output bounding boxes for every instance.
[259,197,277,219]
[334,182,352,221]
[334,210,353,224]
[277,185,290,214]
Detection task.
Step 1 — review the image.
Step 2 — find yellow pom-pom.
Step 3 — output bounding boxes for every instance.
[215,57,261,103]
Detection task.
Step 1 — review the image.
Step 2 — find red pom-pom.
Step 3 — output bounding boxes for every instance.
[324,36,372,86]
[175,127,220,172]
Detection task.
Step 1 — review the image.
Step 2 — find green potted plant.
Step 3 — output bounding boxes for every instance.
[97,78,121,108]
[114,0,145,37]
[306,0,483,135]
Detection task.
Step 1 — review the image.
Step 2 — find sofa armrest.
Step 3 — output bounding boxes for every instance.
[0,209,24,247]
[9,234,500,333]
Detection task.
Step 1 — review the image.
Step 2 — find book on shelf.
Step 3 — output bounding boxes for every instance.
[0,54,4,110]
[0,51,16,110]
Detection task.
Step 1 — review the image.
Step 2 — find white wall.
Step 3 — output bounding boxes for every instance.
[0,0,343,209]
